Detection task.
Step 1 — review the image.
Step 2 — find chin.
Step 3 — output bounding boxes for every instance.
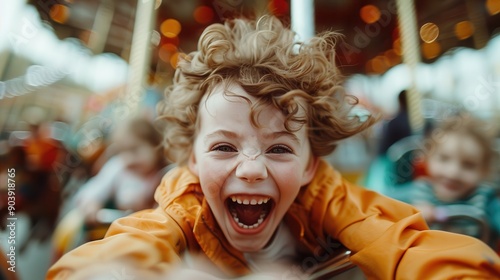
[437,188,464,202]
[224,217,278,253]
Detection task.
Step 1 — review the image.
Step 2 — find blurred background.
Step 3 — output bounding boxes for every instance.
[1,0,500,279]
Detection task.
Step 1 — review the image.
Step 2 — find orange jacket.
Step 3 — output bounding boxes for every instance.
[47,160,500,279]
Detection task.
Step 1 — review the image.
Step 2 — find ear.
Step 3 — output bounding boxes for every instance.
[188,151,199,176]
[301,156,319,186]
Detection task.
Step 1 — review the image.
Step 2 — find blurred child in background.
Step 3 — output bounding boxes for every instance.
[74,117,170,224]
[410,114,500,244]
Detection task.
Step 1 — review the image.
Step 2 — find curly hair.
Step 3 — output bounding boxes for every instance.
[426,113,495,170]
[157,15,377,165]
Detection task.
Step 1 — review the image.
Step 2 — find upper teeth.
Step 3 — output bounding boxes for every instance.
[230,196,270,205]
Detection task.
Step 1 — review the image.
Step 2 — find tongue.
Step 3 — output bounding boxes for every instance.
[227,199,272,226]
[234,204,265,225]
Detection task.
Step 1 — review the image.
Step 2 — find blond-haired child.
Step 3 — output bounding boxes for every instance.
[48,16,500,279]
[411,114,500,243]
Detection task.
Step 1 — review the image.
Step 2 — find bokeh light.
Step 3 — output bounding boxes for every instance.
[455,21,474,40]
[170,52,179,68]
[360,5,381,24]
[371,55,390,73]
[159,43,177,62]
[50,4,70,24]
[151,30,161,46]
[385,49,401,66]
[486,0,500,15]
[155,0,162,10]
[170,52,187,69]
[162,36,180,46]
[393,38,402,56]
[268,0,290,16]
[420,22,439,43]
[422,41,441,59]
[194,6,214,25]
[160,19,181,38]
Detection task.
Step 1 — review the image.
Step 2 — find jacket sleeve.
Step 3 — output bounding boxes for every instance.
[46,207,187,279]
[323,178,500,279]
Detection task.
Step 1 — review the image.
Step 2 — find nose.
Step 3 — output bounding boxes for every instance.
[235,158,268,183]
[445,161,462,178]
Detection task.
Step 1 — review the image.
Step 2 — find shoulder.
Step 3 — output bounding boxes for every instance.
[474,184,496,197]
[154,166,203,206]
[463,184,495,209]
[295,160,344,210]
[152,166,204,234]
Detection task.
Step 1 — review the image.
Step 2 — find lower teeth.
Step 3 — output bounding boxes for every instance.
[231,212,267,229]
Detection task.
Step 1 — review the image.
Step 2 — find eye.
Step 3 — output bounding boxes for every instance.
[212,144,237,153]
[267,145,293,154]
[462,160,478,170]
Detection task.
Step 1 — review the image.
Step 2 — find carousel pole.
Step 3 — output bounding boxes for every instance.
[115,0,156,119]
[291,0,315,42]
[88,0,115,54]
[396,0,424,133]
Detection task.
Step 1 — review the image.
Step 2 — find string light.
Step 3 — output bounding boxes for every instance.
[360,5,381,24]
[50,4,70,24]
[486,0,500,15]
[194,6,214,24]
[155,0,162,10]
[420,22,439,43]
[455,21,474,40]
[422,41,441,59]
[159,44,177,62]
[160,19,181,38]
[170,53,187,69]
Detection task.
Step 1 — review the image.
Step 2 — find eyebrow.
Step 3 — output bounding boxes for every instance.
[204,129,301,145]
[263,131,301,145]
[204,130,239,142]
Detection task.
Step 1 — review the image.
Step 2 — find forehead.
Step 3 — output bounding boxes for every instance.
[199,83,293,132]
[433,133,485,159]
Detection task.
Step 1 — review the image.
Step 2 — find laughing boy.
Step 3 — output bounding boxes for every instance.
[48,16,500,279]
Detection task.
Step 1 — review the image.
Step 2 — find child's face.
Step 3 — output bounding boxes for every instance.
[427,133,486,202]
[189,83,318,252]
[117,134,158,176]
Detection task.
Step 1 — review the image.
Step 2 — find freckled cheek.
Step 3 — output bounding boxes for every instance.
[198,161,228,200]
[201,181,222,201]
[463,172,481,187]
[270,164,303,192]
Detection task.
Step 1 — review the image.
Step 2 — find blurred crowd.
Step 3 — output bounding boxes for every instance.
[0,114,173,265]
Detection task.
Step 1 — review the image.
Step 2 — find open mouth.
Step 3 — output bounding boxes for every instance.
[226,195,274,231]
[439,180,461,191]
